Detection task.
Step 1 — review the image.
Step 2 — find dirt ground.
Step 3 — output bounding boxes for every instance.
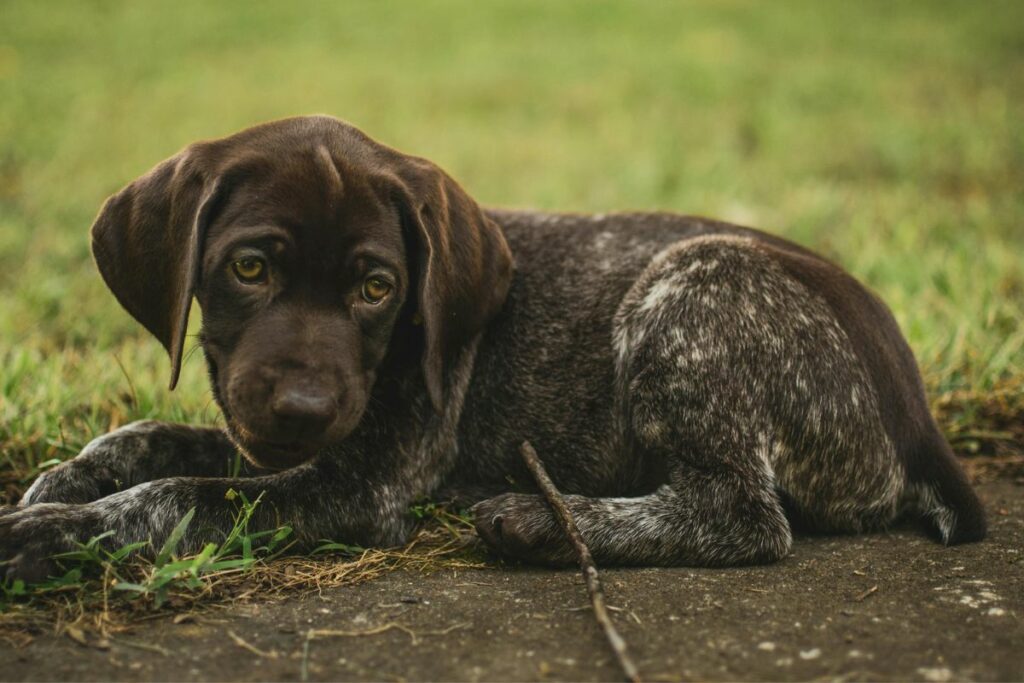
[2,480,1022,682]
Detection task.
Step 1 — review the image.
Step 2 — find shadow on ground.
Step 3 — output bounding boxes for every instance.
[3,481,1022,682]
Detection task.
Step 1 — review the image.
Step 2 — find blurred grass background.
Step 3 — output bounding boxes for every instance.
[1,1,1022,501]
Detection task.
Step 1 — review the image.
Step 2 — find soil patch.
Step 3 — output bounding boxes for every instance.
[2,481,1021,681]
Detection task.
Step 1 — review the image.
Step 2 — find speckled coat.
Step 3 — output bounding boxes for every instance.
[2,117,985,581]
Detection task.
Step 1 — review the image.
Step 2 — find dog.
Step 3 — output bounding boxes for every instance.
[2,116,985,582]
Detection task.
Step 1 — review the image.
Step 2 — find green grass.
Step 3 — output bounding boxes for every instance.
[0,495,479,630]
[1,3,1022,499]
[0,490,292,608]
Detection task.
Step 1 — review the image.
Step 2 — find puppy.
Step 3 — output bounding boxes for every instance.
[3,116,984,581]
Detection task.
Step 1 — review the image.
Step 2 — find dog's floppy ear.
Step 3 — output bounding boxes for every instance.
[396,158,514,413]
[91,149,222,390]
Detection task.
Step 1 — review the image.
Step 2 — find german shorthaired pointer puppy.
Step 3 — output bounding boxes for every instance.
[2,116,985,581]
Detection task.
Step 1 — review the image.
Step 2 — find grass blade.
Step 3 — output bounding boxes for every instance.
[155,507,196,567]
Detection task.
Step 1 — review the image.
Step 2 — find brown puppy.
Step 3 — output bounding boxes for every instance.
[4,116,984,582]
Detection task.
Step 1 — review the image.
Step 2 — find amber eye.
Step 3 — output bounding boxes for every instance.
[231,256,266,284]
[361,276,392,304]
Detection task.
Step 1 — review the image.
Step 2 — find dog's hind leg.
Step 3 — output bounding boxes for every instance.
[473,460,792,567]
[472,357,794,566]
[474,242,799,566]
[474,234,918,566]
[19,421,257,506]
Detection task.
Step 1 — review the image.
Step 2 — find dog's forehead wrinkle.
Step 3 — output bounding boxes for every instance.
[211,223,292,248]
[314,143,345,196]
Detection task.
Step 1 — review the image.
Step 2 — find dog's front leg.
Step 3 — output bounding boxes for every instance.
[19,421,262,506]
[2,455,414,583]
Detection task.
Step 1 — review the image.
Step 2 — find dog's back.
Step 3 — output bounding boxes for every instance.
[461,209,985,557]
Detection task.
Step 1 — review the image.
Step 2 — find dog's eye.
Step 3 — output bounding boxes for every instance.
[231,257,267,284]
[361,276,392,304]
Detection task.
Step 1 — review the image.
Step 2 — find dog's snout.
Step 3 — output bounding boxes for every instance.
[271,386,336,439]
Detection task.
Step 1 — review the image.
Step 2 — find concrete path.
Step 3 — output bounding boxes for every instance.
[4,481,1022,681]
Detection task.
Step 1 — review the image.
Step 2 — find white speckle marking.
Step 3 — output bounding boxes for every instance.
[640,279,679,312]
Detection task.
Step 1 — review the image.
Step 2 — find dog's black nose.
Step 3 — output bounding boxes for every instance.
[271,387,336,439]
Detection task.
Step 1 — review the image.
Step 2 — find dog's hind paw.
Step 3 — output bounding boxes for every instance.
[471,493,575,566]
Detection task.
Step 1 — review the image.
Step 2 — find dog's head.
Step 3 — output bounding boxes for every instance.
[91,116,513,469]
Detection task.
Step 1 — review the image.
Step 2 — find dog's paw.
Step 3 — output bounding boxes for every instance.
[0,503,104,583]
[471,493,575,566]
[20,460,120,506]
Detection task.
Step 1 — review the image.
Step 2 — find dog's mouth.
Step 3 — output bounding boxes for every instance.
[228,423,322,471]
[217,386,369,471]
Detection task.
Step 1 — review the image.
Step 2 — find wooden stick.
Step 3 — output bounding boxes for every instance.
[519,441,641,683]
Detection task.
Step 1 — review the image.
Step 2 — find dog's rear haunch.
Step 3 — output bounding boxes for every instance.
[3,116,984,582]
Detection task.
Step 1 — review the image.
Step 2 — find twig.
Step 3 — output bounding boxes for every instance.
[307,621,467,646]
[520,441,641,683]
[228,629,279,659]
[854,585,879,602]
[109,637,172,656]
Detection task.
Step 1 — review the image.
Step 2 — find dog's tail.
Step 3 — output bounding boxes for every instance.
[906,427,987,545]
